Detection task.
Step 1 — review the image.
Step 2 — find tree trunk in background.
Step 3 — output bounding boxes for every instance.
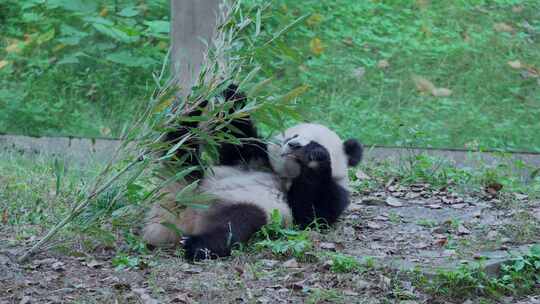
[171,0,221,97]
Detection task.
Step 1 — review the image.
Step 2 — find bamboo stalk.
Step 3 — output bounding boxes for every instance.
[17,153,146,262]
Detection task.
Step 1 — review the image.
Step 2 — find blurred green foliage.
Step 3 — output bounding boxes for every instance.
[0,0,169,137]
[240,0,540,152]
[1,0,539,152]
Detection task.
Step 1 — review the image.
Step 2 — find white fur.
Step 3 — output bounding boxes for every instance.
[200,166,292,224]
[143,166,292,247]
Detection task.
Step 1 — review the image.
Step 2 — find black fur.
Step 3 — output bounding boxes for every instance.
[183,203,267,261]
[164,84,269,169]
[163,99,209,180]
[161,84,271,261]
[286,141,350,228]
[344,139,363,167]
[217,85,269,167]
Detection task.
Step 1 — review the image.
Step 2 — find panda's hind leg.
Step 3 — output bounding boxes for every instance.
[183,202,267,261]
[142,195,206,247]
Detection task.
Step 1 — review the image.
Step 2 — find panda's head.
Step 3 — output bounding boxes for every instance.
[268,123,363,183]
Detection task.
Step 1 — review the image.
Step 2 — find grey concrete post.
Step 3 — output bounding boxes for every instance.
[170,0,221,97]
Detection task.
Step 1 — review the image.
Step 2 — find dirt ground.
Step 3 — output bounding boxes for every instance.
[2,182,540,304]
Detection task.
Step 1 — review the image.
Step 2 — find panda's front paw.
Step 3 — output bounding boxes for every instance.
[183,235,217,261]
[302,142,331,168]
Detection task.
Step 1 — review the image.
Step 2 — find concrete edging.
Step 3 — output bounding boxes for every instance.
[1,135,539,174]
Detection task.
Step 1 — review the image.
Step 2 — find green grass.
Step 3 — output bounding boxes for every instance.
[325,252,362,273]
[246,0,540,152]
[0,152,150,249]
[419,245,540,301]
[0,153,87,240]
[1,0,539,152]
[252,210,314,259]
[0,0,168,137]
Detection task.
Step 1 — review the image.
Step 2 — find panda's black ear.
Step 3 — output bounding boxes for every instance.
[343,139,363,167]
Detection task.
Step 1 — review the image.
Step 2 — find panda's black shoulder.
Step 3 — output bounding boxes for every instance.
[223,84,247,105]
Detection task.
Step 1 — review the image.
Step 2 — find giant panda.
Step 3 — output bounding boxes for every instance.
[142,85,363,260]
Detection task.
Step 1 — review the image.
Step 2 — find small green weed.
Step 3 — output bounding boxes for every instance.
[111,253,142,270]
[326,252,361,273]
[305,288,344,304]
[253,210,313,259]
[498,244,540,295]
[428,264,500,300]
[353,151,540,195]
[420,244,540,301]
[501,211,540,243]
[416,219,438,228]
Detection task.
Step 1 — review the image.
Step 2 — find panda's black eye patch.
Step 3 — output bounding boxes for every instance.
[287,141,302,150]
[284,134,299,144]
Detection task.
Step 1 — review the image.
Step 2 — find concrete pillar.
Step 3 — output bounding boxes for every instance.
[170,0,221,97]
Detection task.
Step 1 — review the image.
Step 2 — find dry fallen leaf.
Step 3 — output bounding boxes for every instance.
[420,24,432,37]
[260,259,279,268]
[379,274,392,291]
[234,266,244,275]
[457,224,471,235]
[19,296,32,304]
[494,22,514,33]
[412,75,436,93]
[100,127,111,137]
[52,44,66,53]
[377,59,390,69]
[1,209,7,224]
[133,288,159,304]
[288,279,307,291]
[0,60,8,70]
[5,41,22,53]
[342,37,354,46]
[413,76,453,97]
[352,67,366,80]
[415,0,430,9]
[320,242,337,251]
[362,197,386,206]
[434,237,448,247]
[309,38,324,55]
[525,67,539,78]
[487,230,499,240]
[512,5,524,13]
[386,196,404,207]
[171,293,192,304]
[485,182,503,195]
[283,258,299,268]
[508,60,522,69]
[99,7,109,17]
[514,193,528,200]
[85,260,104,268]
[462,30,471,43]
[355,169,370,180]
[431,87,452,97]
[306,13,323,27]
[51,261,65,271]
[414,242,430,249]
[348,203,363,212]
[367,221,383,230]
